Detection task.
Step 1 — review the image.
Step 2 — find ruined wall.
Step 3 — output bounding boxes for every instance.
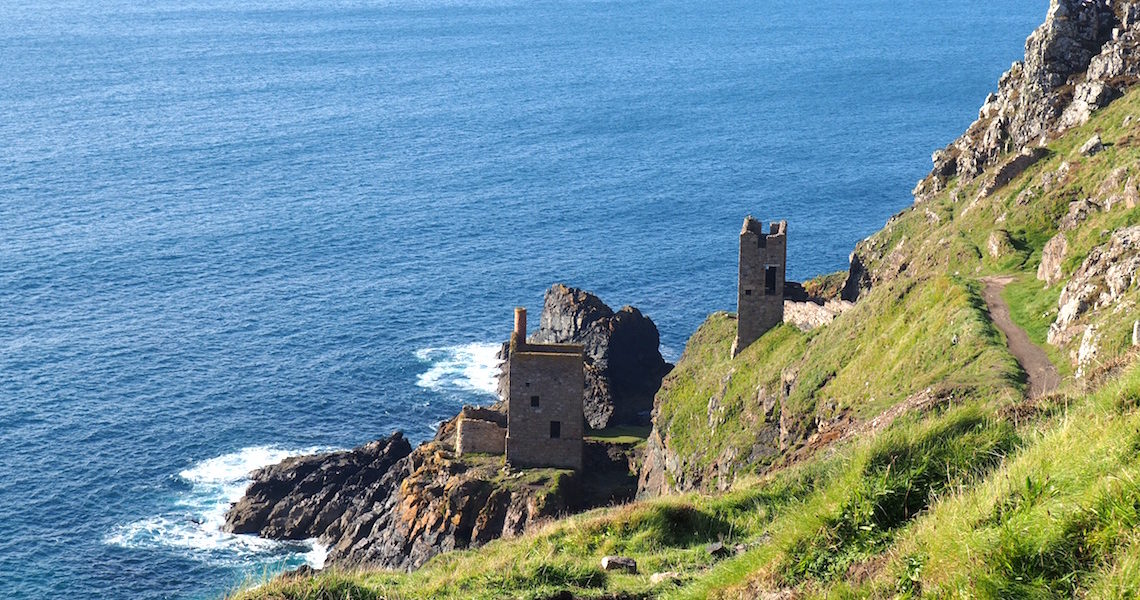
[733,218,787,356]
[456,417,506,456]
[506,346,584,470]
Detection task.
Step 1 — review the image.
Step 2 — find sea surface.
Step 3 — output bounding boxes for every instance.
[1,1,1045,598]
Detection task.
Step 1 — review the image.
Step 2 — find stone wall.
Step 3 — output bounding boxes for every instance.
[506,344,584,470]
[456,417,506,456]
[733,218,787,356]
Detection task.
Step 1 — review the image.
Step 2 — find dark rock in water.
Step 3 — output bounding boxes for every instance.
[511,284,672,429]
[226,434,640,571]
[224,433,412,539]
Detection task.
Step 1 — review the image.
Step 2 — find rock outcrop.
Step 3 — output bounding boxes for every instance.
[1038,232,1069,285]
[227,434,640,571]
[1048,225,1140,347]
[512,284,673,429]
[914,0,1132,203]
[225,433,413,540]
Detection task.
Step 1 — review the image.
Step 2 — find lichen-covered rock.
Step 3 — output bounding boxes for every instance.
[1076,325,1102,378]
[1049,225,1140,345]
[987,229,1015,259]
[1079,133,1105,156]
[1059,198,1102,231]
[515,284,673,429]
[914,0,1121,202]
[1037,233,1069,285]
[228,436,638,571]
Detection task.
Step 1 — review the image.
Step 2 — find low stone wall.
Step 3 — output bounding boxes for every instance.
[456,417,506,456]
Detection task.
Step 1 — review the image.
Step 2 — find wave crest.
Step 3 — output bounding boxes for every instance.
[414,342,502,397]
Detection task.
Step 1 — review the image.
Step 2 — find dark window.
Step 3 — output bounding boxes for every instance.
[744,289,753,296]
[765,266,778,294]
[550,421,561,439]
[530,395,540,407]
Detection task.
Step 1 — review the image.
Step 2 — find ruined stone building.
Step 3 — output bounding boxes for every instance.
[732,217,787,357]
[455,307,585,470]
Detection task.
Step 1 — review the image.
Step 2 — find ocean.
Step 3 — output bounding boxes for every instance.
[0,1,1045,598]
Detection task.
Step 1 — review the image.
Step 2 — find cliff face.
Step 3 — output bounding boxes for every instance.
[512,284,673,429]
[838,0,1140,304]
[914,0,1127,204]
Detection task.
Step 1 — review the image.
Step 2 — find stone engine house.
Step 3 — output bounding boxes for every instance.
[732,217,787,357]
[455,307,585,471]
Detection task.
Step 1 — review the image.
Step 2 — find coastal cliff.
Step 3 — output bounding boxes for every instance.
[232,1,1140,597]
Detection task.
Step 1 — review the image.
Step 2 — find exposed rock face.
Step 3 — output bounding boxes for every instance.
[1048,225,1140,346]
[987,229,1015,259]
[638,374,786,497]
[225,434,412,539]
[1038,232,1069,285]
[524,284,673,429]
[914,0,1124,202]
[227,435,639,571]
[783,299,853,331]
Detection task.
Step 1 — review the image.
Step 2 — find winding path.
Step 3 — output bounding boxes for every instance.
[981,276,1061,398]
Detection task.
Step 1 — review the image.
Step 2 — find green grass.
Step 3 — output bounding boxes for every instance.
[586,425,652,445]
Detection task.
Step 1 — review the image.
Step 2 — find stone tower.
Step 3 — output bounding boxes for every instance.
[504,308,585,470]
[732,217,787,357]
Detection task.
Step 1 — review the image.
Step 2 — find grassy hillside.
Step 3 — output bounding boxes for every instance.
[230,87,1140,600]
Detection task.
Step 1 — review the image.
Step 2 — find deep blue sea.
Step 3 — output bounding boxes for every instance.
[1,1,1045,598]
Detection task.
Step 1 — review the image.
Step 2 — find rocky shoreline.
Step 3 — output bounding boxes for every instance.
[224,285,664,570]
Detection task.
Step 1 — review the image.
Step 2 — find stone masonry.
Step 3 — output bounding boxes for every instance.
[455,406,507,456]
[505,307,585,470]
[732,217,787,357]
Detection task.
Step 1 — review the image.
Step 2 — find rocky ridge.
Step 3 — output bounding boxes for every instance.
[914,0,1130,203]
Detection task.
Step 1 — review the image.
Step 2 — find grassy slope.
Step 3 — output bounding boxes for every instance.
[230,90,1140,600]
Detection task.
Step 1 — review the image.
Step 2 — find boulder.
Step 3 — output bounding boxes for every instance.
[510,284,673,429]
[601,556,637,573]
[650,571,682,585]
[1133,320,1139,347]
[1079,133,1105,156]
[1037,233,1068,285]
[987,229,1015,259]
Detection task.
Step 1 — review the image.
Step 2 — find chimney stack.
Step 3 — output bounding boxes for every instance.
[513,307,527,344]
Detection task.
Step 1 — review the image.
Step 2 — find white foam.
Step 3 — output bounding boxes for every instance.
[106,446,333,569]
[414,342,502,396]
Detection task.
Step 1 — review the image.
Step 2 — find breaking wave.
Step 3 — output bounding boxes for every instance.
[414,342,502,397]
[105,446,330,568]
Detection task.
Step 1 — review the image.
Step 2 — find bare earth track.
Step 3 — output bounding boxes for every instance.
[981,276,1061,398]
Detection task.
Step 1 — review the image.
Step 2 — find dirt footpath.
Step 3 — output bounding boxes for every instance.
[981,276,1061,398]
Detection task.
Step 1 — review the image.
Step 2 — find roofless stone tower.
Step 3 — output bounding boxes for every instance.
[732,217,787,357]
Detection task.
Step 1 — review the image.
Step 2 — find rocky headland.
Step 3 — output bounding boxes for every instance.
[224,286,663,570]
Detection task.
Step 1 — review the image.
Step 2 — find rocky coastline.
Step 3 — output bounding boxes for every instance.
[224,285,664,570]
